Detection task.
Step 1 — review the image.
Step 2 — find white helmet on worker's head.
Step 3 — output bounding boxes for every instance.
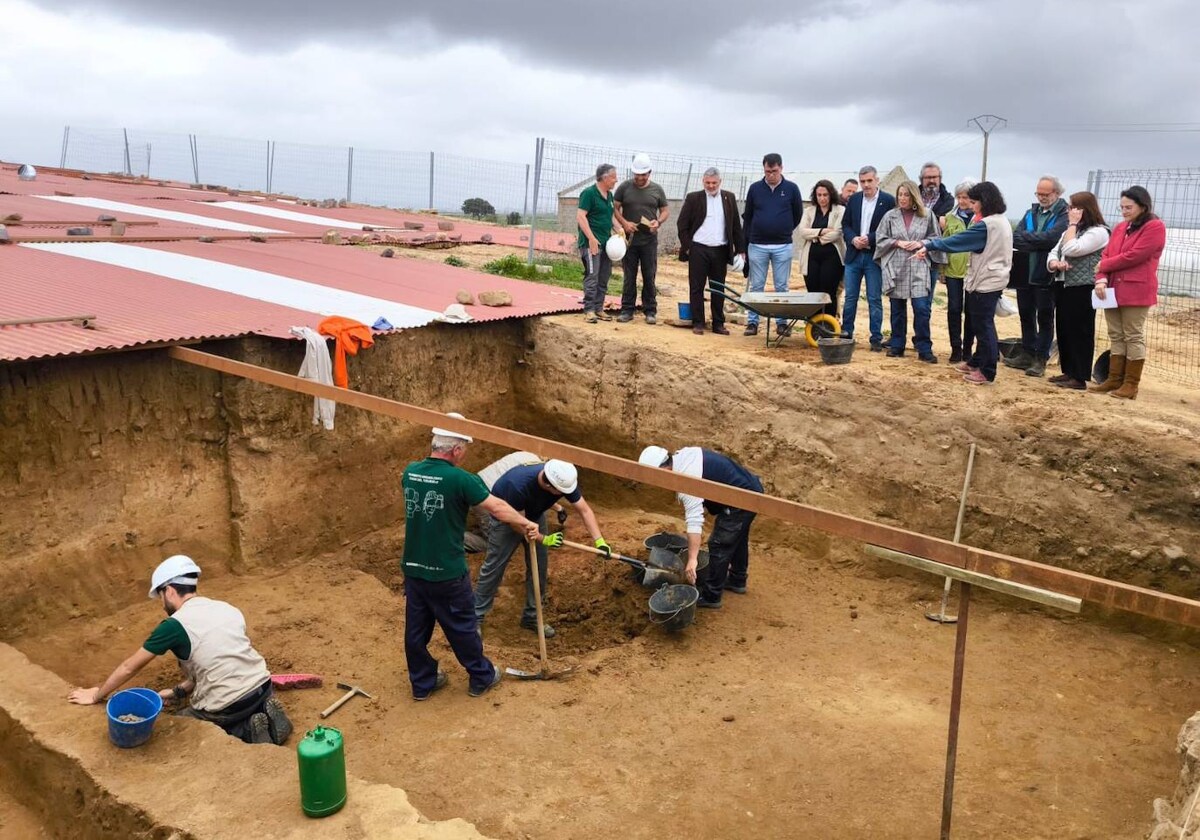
[148,554,201,599]
[431,411,473,443]
[638,445,670,468]
[543,459,578,495]
[631,153,652,175]
[605,236,627,261]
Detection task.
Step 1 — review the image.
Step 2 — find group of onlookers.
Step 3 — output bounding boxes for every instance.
[574,154,1167,399]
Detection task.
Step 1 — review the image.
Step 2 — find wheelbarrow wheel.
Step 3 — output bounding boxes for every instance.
[805,314,841,348]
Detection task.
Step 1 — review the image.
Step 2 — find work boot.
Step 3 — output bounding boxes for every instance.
[949,350,963,364]
[918,353,938,364]
[468,668,503,698]
[1048,373,1072,384]
[1110,358,1144,399]
[1025,356,1047,377]
[696,596,722,610]
[616,312,633,323]
[1003,349,1034,370]
[743,324,758,336]
[248,713,271,744]
[645,314,657,325]
[1091,354,1126,393]
[263,695,293,745]
[583,312,598,324]
[413,671,448,701]
[596,311,614,322]
[520,621,556,639]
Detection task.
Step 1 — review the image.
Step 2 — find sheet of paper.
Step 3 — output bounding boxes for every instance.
[1091,288,1118,310]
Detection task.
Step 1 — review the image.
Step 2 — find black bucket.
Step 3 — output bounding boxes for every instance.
[644,533,687,552]
[998,338,1022,360]
[1092,350,1110,384]
[648,584,699,632]
[817,337,855,365]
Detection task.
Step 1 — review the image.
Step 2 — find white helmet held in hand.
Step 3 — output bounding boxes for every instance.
[148,554,202,598]
[730,254,745,273]
[605,236,627,261]
[638,445,670,468]
[631,153,652,175]
[543,459,578,494]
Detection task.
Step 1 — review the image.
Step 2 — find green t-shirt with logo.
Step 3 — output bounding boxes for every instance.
[576,183,614,250]
[614,179,668,247]
[401,457,490,581]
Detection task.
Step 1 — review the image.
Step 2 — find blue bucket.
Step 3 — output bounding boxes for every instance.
[106,688,163,748]
[677,302,692,321]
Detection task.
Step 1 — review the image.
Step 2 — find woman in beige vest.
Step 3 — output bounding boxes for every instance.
[905,182,1013,385]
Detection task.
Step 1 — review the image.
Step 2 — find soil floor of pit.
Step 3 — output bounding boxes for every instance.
[16,502,1199,840]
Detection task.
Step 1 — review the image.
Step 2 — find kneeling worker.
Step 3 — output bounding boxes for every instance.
[67,554,293,745]
[474,458,613,638]
[638,445,762,609]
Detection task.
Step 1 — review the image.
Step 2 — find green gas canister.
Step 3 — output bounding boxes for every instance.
[297,725,347,817]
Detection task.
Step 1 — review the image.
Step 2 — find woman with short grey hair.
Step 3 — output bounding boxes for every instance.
[941,179,978,363]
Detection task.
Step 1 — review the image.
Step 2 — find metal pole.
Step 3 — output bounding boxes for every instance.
[428,151,435,210]
[928,443,977,624]
[968,115,1005,182]
[346,147,354,202]
[59,126,70,169]
[190,134,200,184]
[523,163,530,219]
[123,129,132,176]
[145,143,152,177]
[526,137,544,265]
[265,141,272,194]
[681,162,693,197]
[940,581,972,840]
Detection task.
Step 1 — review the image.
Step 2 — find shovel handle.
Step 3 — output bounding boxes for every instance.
[320,688,356,719]
[560,538,657,568]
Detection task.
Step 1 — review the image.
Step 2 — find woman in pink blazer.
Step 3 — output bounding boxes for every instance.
[1092,186,1166,400]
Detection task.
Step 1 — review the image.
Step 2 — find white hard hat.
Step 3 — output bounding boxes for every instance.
[606,236,627,261]
[543,459,578,494]
[730,254,745,273]
[17,164,37,181]
[431,411,473,442]
[638,445,670,468]
[148,554,202,598]
[631,154,652,175]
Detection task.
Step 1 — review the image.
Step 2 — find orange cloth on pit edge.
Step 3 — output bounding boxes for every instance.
[317,316,375,388]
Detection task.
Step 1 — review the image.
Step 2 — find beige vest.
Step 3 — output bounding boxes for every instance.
[964,215,1014,293]
[174,597,270,712]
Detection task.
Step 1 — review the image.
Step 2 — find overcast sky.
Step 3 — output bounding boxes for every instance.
[2,0,1197,210]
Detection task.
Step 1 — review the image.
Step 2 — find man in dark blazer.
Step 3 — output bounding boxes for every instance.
[840,165,896,350]
[678,167,746,336]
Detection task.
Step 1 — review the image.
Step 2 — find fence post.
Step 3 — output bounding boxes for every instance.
[523,163,530,219]
[265,141,273,194]
[1086,170,1094,193]
[428,152,435,210]
[526,137,544,265]
[1093,169,1103,204]
[145,143,152,178]
[346,147,354,202]
[682,163,693,197]
[190,134,200,184]
[59,126,70,169]
[123,128,132,176]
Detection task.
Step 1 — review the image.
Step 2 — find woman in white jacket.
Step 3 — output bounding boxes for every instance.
[798,179,845,317]
[1046,191,1110,390]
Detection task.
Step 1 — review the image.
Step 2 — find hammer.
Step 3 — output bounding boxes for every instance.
[319,682,373,719]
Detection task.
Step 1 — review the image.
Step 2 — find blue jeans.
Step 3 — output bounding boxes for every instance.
[746,243,793,329]
[888,295,933,355]
[405,573,496,696]
[473,513,548,626]
[967,289,1002,381]
[841,250,883,345]
[1017,285,1055,358]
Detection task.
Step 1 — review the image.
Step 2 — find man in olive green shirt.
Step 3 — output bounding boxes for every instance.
[401,413,540,700]
[576,163,619,324]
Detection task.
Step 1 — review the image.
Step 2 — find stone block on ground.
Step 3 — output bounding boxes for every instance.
[478,290,513,307]
[456,290,476,305]
[403,221,424,230]
[480,233,494,243]
[380,248,395,258]
[322,230,342,245]
[438,221,455,231]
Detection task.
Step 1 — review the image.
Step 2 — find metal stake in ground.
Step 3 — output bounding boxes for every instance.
[927,442,977,624]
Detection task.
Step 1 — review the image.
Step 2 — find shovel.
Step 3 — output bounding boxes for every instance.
[505,538,575,682]
[926,442,977,624]
[558,537,683,580]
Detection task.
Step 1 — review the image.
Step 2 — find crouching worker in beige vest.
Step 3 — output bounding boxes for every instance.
[67,555,293,746]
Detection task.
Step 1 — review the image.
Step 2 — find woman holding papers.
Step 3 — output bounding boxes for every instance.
[1046,192,1110,390]
[1092,186,1166,400]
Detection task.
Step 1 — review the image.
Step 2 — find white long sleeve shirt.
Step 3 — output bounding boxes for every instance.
[671,446,707,535]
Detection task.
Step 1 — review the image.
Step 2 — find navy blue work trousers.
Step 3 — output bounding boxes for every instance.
[404,573,496,696]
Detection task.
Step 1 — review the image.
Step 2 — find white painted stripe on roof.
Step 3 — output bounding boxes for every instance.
[205,201,374,230]
[34,196,287,233]
[20,242,440,328]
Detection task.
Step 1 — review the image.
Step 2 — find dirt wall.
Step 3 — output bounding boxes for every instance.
[516,319,1200,603]
[0,322,525,640]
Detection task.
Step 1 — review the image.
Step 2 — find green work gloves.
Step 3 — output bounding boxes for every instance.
[595,538,613,559]
[542,532,564,549]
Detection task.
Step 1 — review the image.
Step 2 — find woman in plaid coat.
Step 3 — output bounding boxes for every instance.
[874,180,945,362]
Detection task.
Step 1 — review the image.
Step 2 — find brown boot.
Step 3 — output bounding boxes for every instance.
[1110,358,1144,399]
[1091,354,1125,393]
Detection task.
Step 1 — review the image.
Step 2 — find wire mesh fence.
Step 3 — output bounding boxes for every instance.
[1087,167,1200,386]
[59,126,532,217]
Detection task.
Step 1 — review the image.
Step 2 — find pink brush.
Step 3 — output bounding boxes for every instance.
[271,673,323,690]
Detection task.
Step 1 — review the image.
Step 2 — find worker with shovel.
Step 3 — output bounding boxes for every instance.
[474,458,613,638]
[638,445,763,609]
[67,554,294,745]
[402,414,541,700]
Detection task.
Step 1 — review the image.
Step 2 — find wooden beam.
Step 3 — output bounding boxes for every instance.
[864,545,1082,613]
[165,345,1200,629]
[8,233,323,244]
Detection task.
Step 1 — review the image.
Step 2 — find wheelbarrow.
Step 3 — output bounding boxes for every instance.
[713,283,841,349]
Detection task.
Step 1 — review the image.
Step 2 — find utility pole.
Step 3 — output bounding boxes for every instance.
[968,114,1006,181]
